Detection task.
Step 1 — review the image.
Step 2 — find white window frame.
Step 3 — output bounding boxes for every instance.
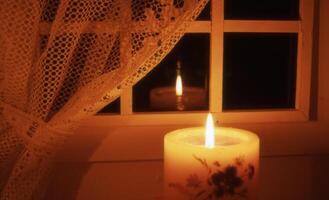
[77,0,315,126]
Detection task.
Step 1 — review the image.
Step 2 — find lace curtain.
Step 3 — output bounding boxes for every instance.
[0,0,208,199]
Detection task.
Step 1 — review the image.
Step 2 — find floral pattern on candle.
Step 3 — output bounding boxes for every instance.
[168,155,255,200]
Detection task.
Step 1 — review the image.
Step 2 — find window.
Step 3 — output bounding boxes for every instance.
[97,0,314,124]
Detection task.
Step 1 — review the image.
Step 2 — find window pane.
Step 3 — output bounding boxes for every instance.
[98,98,120,114]
[223,33,298,110]
[224,0,300,20]
[133,34,210,112]
[197,1,211,20]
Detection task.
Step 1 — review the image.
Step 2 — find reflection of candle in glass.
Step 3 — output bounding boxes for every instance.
[149,60,206,110]
[164,113,259,200]
[176,74,183,96]
[176,73,184,111]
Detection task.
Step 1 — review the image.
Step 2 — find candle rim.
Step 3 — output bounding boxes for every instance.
[164,127,259,148]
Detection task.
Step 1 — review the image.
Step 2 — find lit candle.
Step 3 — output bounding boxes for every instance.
[164,114,259,200]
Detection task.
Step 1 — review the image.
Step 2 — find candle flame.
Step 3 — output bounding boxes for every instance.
[176,74,183,96]
[205,113,215,148]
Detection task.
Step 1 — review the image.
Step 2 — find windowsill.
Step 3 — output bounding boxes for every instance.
[57,121,329,163]
[90,109,309,126]
[48,154,329,200]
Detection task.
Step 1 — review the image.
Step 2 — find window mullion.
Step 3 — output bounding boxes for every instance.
[120,87,133,115]
[187,21,211,32]
[223,20,300,33]
[295,0,314,117]
[120,1,133,115]
[210,0,224,113]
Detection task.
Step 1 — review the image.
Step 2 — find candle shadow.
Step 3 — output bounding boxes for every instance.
[45,125,110,200]
[44,124,178,199]
[46,162,92,200]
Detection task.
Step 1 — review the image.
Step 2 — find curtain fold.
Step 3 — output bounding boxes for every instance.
[0,0,209,199]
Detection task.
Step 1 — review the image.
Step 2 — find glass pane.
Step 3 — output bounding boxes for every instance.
[98,98,120,114]
[224,0,300,20]
[197,1,211,20]
[223,33,298,110]
[133,34,210,112]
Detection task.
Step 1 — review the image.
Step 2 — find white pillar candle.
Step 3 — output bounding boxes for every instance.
[164,114,259,200]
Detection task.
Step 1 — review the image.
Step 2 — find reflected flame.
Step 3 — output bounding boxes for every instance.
[205,113,215,148]
[176,74,183,96]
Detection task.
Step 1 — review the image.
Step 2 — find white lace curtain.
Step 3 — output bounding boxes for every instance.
[0,0,208,199]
